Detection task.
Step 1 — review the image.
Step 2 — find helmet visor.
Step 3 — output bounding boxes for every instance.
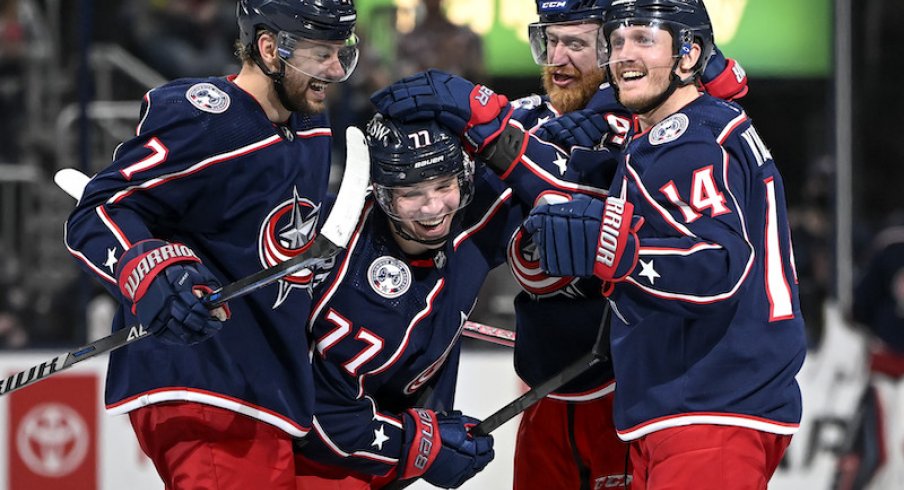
[277,30,359,82]
[602,19,690,65]
[527,21,603,67]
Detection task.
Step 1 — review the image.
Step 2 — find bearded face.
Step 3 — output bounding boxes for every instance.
[542,65,606,114]
[539,22,607,113]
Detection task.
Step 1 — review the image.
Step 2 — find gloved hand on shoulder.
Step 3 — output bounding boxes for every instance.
[371,69,513,153]
[534,108,609,152]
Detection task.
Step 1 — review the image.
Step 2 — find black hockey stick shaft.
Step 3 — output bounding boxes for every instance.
[203,235,339,307]
[0,323,152,396]
[384,306,610,489]
[0,235,344,397]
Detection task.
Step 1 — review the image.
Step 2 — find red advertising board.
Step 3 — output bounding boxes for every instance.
[7,374,97,490]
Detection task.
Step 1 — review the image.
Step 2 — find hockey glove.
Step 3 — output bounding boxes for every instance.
[370,69,513,153]
[400,408,495,489]
[522,195,642,281]
[702,46,749,101]
[534,109,609,152]
[116,239,229,345]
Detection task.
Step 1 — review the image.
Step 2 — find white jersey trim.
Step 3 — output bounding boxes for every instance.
[106,388,311,437]
[617,412,800,441]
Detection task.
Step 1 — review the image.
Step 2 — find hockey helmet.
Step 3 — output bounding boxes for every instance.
[602,0,715,77]
[528,0,613,66]
[237,0,358,82]
[366,114,475,226]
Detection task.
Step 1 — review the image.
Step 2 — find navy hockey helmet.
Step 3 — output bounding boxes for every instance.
[529,0,613,66]
[238,0,358,82]
[238,0,357,44]
[602,0,715,78]
[365,114,475,227]
[536,0,610,24]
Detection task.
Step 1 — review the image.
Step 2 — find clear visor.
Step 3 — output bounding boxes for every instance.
[276,31,359,83]
[374,172,474,223]
[601,20,684,66]
[527,21,603,67]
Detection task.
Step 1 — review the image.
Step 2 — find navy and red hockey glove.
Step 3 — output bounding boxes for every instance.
[523,195,643,282]
[370,69,513,153]
[534,108,609,152]
[116,239,229,345]
[400,408,494,488]
[702,46,749,101]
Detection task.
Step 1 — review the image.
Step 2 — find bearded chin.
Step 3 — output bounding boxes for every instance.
[542,67,606,114]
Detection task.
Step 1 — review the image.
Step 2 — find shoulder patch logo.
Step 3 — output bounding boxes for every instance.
[186,83,230,114]
[512,94,543,111]
[368,256,411,299]
[649,113,689,146]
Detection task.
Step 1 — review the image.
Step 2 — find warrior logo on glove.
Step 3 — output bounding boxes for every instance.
[597,198,627,267]
[119,243,199,303]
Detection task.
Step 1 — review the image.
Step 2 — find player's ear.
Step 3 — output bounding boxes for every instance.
[678,43,702,75]
[256,30,280,70]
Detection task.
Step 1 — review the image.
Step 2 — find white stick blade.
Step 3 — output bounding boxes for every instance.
[54,168,92,201]
[319,126,371,248]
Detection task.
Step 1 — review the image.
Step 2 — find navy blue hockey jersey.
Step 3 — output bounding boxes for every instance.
[300,168,525,475]
[506,86,632,399]
[605,95,806,440]
[65,76,333,436]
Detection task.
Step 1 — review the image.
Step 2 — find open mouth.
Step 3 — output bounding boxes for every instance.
[415,216,445,230]
[410,214,452,237]
[552,71,578,87]
[618,67,647,83]
[309,80,329,93]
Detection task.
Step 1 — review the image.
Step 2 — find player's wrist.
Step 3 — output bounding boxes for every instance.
[477,123,527,176]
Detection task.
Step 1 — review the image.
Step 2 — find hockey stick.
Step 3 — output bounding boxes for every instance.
[53,168,91,201]
[0,127,371,397]
[384,306,610,489]
[462,320,515,347]
[53,172,518,346]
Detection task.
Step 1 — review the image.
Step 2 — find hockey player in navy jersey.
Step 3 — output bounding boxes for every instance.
[520,0,807,488]
[64,1,359,488]
[294,114,523,488]
[514,2,745,487]
[372,0,748,486]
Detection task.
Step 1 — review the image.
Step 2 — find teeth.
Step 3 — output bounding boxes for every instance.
[623,71,645,80]
[417,218,444,226]
[310,81,326,91]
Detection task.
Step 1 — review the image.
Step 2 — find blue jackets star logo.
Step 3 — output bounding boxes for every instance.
[258,187,322,308]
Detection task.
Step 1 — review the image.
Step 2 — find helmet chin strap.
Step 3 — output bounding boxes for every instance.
[251,38,302,113]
